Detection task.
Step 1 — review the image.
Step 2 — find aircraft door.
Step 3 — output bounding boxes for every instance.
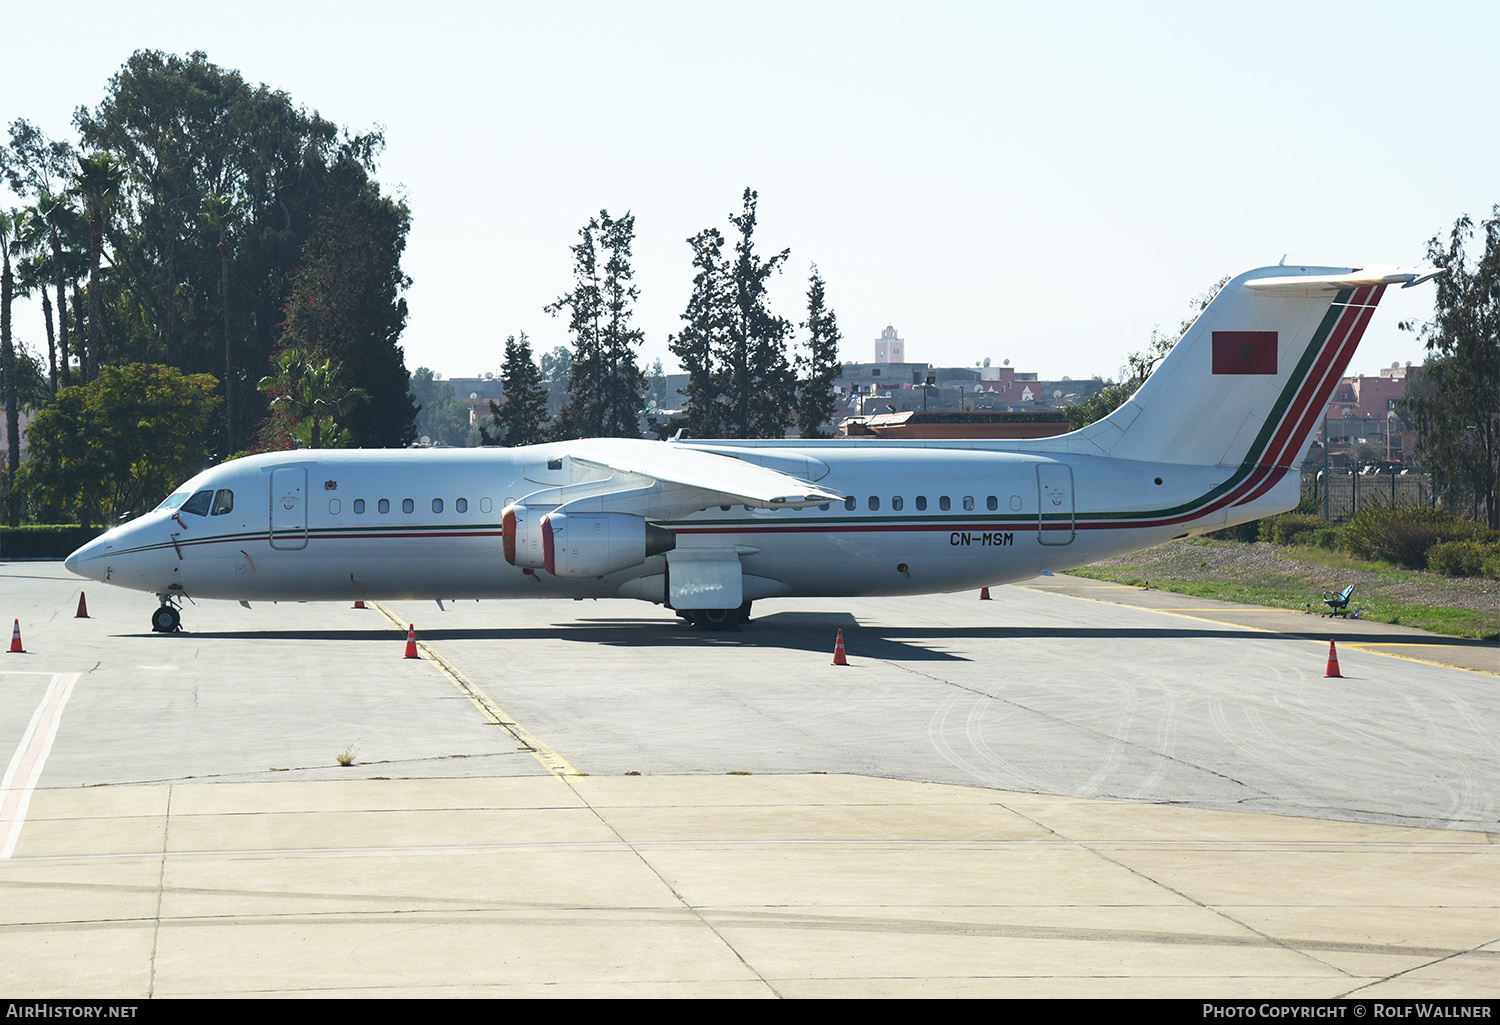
[269,467,308,550]
[1036,464,1075,546]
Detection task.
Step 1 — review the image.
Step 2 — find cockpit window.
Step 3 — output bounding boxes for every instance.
[157,492,190,511]
[211,489,234,515]
[180,490,214,516]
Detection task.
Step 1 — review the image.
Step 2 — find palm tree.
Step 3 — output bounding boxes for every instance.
[1,122,76,388]
[14,206,57,394]
[34,191,82,389]
[200,194,243,451]
[0,208,22,526]
[258,349,369,449]
[73,152,125,382]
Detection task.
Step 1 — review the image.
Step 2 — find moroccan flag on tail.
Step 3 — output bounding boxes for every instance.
[1212,331,1278,374]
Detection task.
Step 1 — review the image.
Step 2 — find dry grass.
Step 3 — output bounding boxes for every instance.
[1072,538,1500,641]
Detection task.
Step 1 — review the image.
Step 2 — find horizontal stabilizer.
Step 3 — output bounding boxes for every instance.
[1245,265,1442,296]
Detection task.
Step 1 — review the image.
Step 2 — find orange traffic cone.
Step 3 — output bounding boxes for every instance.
[832,628,848,666]
[1325,639,1341,678]
[979,587,991,600]
[8,619,24,653]
[76,592,90,618]
[353,600,366,609]
[404,624,419,659]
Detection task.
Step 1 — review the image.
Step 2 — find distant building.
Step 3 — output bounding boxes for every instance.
[441,375,505,427]
[1311,364,1417,465]
[874,325,904,363]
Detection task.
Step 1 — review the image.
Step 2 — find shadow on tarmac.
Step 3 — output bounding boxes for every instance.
[114,610,1497,665]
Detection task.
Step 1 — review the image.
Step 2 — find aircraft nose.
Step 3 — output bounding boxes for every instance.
[64,535,110,581]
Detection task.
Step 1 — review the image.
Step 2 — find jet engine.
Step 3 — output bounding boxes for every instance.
[501,503,551,569]
[540,512,676,579]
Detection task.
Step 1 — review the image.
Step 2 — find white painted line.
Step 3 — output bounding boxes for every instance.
[1,672,80,858]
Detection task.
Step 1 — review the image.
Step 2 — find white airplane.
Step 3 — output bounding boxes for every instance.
[65,264,1436,634]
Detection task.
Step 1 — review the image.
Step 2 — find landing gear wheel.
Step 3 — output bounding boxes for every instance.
[696,606,739,631]
[151,605,181,633]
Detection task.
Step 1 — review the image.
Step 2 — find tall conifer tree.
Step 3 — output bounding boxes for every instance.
[547,210,646,438]
[488,332,550,447]
[796,264,842,438]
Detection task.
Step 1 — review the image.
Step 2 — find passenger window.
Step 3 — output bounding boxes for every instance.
[480,498,492,514]
[211,489,234,515]
[378,499,390,514]
[891,496,903,511]
[868,496,880,511]
[844,496,856,511]
[432,498,444,513]
[402,499,414,514]
[819,503,830,511]
[963,496,975,511]
[181,490,213,516]
[456,498,468,513]
[939,496,951,511]
[329,499,341,515]
[987,496,998,511]
[916,496,927,511]
[1010,495,1022,512]
[354,499,366,514]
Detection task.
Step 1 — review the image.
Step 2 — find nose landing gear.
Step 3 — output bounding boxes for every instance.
[151,598,182,633]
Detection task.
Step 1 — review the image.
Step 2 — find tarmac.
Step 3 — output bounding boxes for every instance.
[1,561,1496,998]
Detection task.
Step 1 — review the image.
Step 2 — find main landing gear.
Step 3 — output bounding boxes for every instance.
[151,597,183,633]
[678,601,753,632]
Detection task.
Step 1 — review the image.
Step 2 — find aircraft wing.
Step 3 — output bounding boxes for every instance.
[567,440,843,508]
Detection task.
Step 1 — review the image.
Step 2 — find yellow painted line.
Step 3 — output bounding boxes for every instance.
[370,602,582,777]
[1133,607,1292,612]
[1339,643,1499,675]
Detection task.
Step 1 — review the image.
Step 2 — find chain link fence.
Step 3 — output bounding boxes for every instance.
[1301,471,1433,520]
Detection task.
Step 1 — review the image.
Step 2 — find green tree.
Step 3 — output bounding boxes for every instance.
[546,210,646,437]
[724,189,794,438]
[796,264,842,438]
[670,190,795,440]
[668,226,729,438]
[3,120,77,392]
[74,50,414,453]
[1399,210,1500,529]
[0,208,19,525]
[17,364,220,527]
[485,332,550,447]
[538,345,573,417]
[199,193,243,450]
[72,151,125,382]
[409,367,471,447]
[255,349,369,451]
[279,151,415,448]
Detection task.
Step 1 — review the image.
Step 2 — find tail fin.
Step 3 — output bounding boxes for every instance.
[1076,265,1435,472]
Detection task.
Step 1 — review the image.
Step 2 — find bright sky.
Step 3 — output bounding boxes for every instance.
[3,1,1495,385]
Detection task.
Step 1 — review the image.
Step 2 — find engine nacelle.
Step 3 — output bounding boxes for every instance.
[501,504,549,569]
[541,512,675,578]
